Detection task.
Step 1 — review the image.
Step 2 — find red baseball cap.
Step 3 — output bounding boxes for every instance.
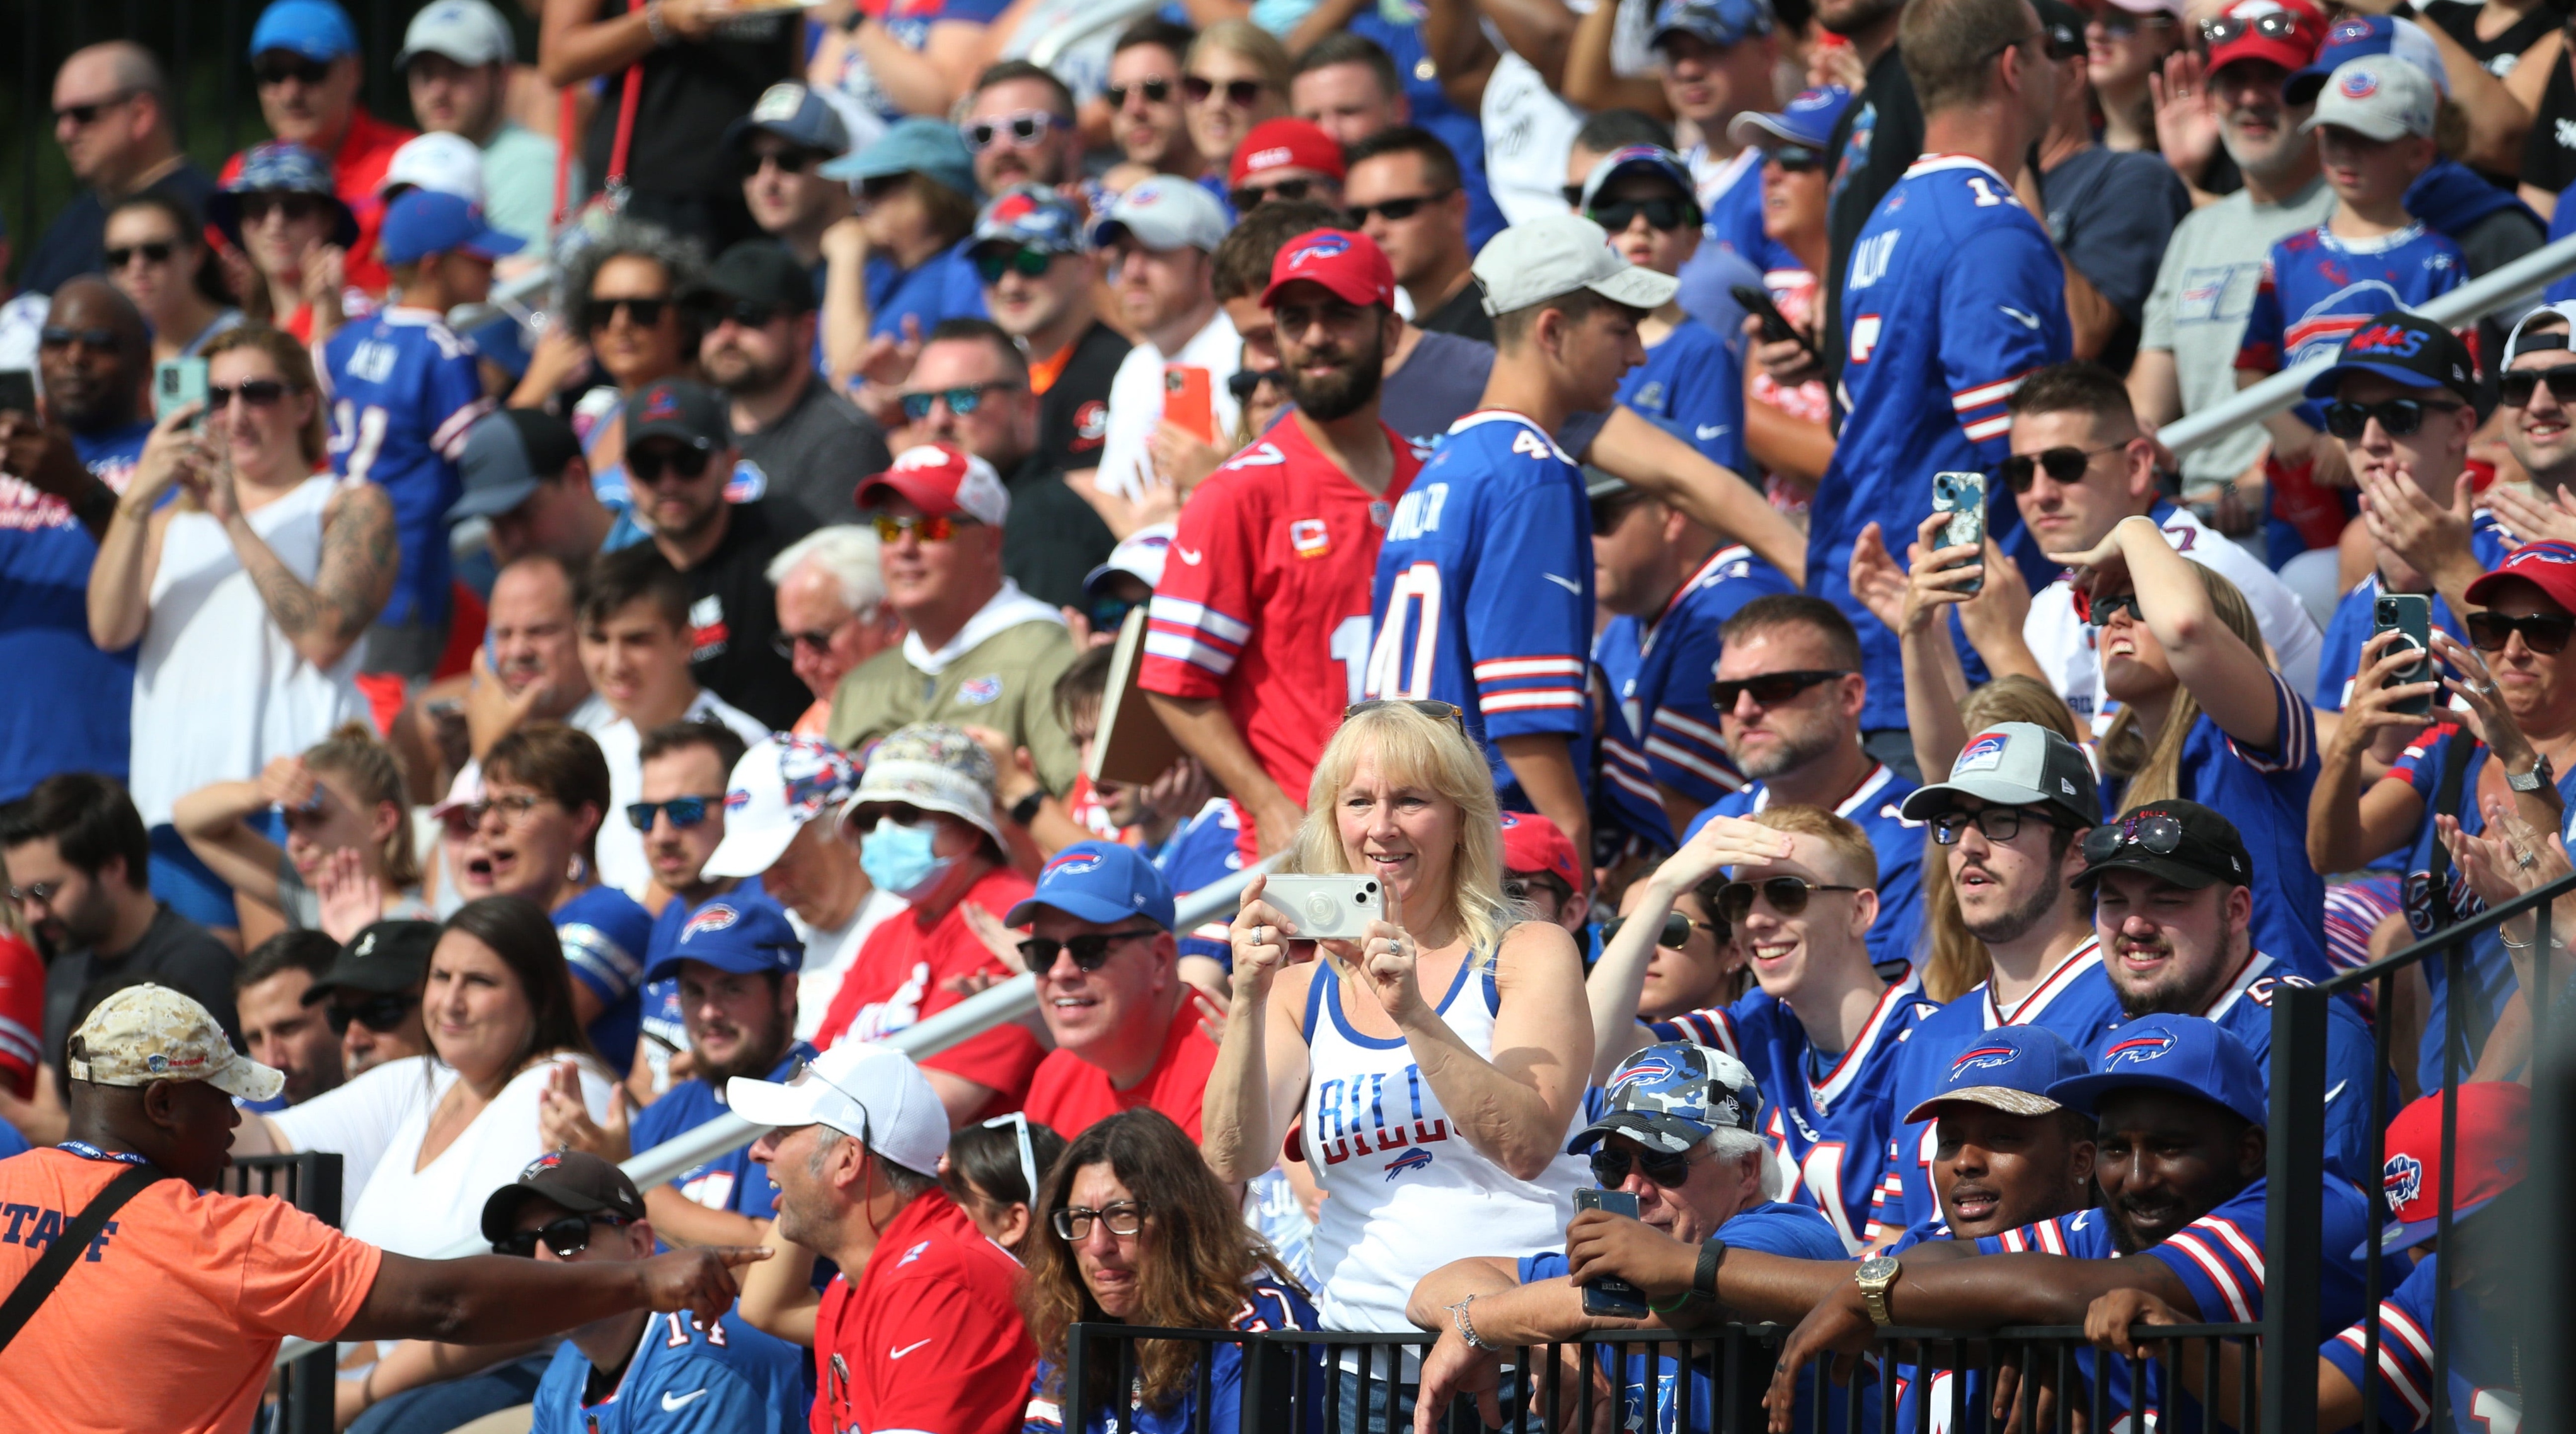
[853,442,1011,525]
[1229,117,1345,187]
[1261,228,1397,311]
[2205,0,2325,79]
[2366,1081,2527,1256]
[1498,812,1584,898]
[2464,539,2576,613]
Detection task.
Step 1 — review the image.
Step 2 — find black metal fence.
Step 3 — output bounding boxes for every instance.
[224,1150,344,1434]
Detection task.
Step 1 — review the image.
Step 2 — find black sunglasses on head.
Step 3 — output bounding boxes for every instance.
[1713,876,1859,926]
[2001,442,2124,493]
[2468,611,2576,655]
[325,992,417,1036]
[254,55,333,88]
[493,1212,632,1259]
[2079,811,2185,864]
[1708,669,1848,709]
[2321,398,2462,440]
[2501,368,2576,408]
[1019,929,1158,972]
[2201,11,2302,45]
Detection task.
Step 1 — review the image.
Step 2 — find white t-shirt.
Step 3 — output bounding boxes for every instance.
[2023,505,2324,728]
[270,1053,446,1225]
[1091,310,1243,503]
[339,1056,616,1260]
[1478,0,1657,226]
[790,887,908,1041]
[593,689,771,900]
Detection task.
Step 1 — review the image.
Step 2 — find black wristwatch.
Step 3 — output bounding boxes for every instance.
[1694,1237,1726,1302]
[1007,788,1047,827]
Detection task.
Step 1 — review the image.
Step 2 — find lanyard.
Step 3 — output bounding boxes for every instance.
[55,1140,150,1167]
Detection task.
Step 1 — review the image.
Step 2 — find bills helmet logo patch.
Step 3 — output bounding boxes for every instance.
[1608,1053,1681,1093]
[1043,851,1103,879]
[1951,1045,2020,1075]
[1283,233,1352,269]
[725,788,752,813]
[1956,732,2010,772]
[2383,1151,2425,1210]
[682,904,742,941]
[1384,1148,1434,1179]
[2103,1032,2178,1066]
[958,675,1003,706]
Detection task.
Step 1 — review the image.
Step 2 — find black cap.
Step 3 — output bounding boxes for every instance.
[2073,800,2253,892]
[709,239,817,314]
[302,920,439,1003]
[2032,0,2085,58]
[2300,309,2477,405]
[478,1150,648,1246]
[626,377,732,452]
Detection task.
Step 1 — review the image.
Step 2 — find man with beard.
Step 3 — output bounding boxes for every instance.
[963,62,1084,194]
[704,241,892,533]
[0,278,153,800]
[2130,0,2332,532]
[970,187,1130,486]
[1143,229,1423,859]
[233,932,347,1109]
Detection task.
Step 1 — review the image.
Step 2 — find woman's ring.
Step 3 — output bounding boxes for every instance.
[2482,681,2500,696]
[2518,850,2538,869]
[1256,925,1272,946]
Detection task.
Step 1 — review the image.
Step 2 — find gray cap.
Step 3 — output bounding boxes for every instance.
[723,82,853,159]
[1475,213,1679,317]
[1088,174,1231,254]
[447,408,582,522]
[1897,721,2098,830]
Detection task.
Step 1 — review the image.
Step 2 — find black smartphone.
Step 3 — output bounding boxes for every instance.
[2373,593,2435,718]
[1573,1188,1652,1317]
[1730,284,1817,358]
[0,369,36,420]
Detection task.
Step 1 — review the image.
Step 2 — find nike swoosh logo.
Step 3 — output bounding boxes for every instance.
[662,1391,708,1411]
[1175,546,1204,565]
[2325,1079,2348,1104]
[890,1338,934,1359]
[1541,573,1582,594]
[1999,306,2040,330]
[1694,424,1730,440]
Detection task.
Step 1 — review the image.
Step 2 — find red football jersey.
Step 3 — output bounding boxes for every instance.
[812,1190,1035,1434]
[1138,416,1418,811]
[0,931,42,1099]
[812,865,1044,1109]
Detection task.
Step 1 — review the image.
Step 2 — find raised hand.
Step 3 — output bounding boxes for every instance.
[536,1058,624,1159]
[2149,49,2221,182]
[1846,521,1909,632]
[2485,481,2576,548]
[1653,812,1794,895]
[1900,510,1985,636]
[314,848,386,944]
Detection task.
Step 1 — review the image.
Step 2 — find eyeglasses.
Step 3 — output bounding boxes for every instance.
[1052,1199,1149,1241]
[208,379,293,409]
[709,298,783,330]
[1343,699,1469,731]
[2079,590,2144,628]
[255,54,334,88]
[1588,1144,1706,1189]
[1712,876,1859,926]
[1233,178,1323,211]
[2467,610,2576,655]
[1019,928,1159,972]
[738,147,820,178]
[1707,669,1848,709]
[1769,145,1825,174]
[1601,910,1709,950]
[580,295,672,332]
[105,242,176,269]
[972,246,1057,284]
[2501,368,2576,408]
[2321,398,2463,440]
[39,325,118,350]
[1106,77,1175,108]
[2079,811,2185,865]
[5,881,61,905]
[2200,11,2301,45]
[493,1212,633,1259]
[324,992,418,1036]
[448,791,549,832]
[53,89,139,127]
[1183,76,1266,106]
[1929,806,2059,846]
[872,512,968,542]
[965,110,1067,149]
[1587,197,1698,233]
[1342,192,1452,227]
[899,382,1020,421]
[1980,30,2040,66]
[2001,442,2125,493]
[238,193,328,226]
[628,444,714,485]
[771,626,847,658]
[1227,367,1286,402]
[626,796,715,831]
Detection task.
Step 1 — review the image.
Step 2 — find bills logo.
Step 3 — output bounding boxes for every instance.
[1609,1053,1681,1093]
[725,788,752,813]
[1245,146,1295,172]
[640,388,683,422]
[958,675,1003,705]
[2339,67,2380,100]
[724,459,766,503]
[2508,541,2576,567]
[2347,322,2425,358]
[683,904,742,941]
[2329,18,2374,42]
[2384,1151,2425,1210]
[2103,1032,2177,1066]
[1291,518,1329,556]
[1951,1045,2020,1075]
[1043,852,1103,879]
[1384,1148,1434,1179]
[1957,732,2010,772]
[890,444,955,473]
[1283,233,1352,268]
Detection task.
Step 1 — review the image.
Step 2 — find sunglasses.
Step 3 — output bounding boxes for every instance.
[1018,929,1158,972]
[493,1212,633,1259]
[1053,1199,1149,1241]
[899,381,1020,421]
[581,295,673,331]
[626,796,714,831]
[966,110,1066,149]
[1228,367,1287,402]
[738,147,820,178]
[1233,178,1323,211]
[324,992,417,1036]
[1090,593,1143,634]
[38,325,118,350]
[5,881,61,905]
[2501,369,2576,408]
[1769,145,1825,174]
[628,444,714,484]
[1707,668,1848,709]
[2200,11,2302,45]
[2001,442,2124,493]
[1713,876,1859,926]
[872,512,966,542]
[2079,811,2185,865]
[710,298,782,330]
[973,246,1057,284]
[105,241,176,269]
[209,379,293,409]
[54,89,138,127]
[1587,197,1698,232]
[238,193,328,226]
[2467,611,2576,655]
[1106,77,1175,108]
[1183,76,1266,106]
[254,55,334,88]
[1588,1144,1703,1189]
[1342,192,1452,227]
[1343,699,1468,731]
[1929,806,2058,846]
[2321,398,2463,440]
[1601,910,1708,950]
[771,628,844,658]
[2079,590,2144,628]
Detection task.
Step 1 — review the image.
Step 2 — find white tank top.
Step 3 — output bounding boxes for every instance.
[1297,946,1591,1333]
[128,476,367,826]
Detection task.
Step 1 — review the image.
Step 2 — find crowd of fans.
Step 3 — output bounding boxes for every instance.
[0,0,2567,1428]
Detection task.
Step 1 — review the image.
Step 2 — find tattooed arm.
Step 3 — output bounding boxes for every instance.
[227,478,400,671]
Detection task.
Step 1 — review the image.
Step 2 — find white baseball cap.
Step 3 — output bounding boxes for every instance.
[1475,213,1681,318]
[1082,522,1175,600]
[2505,301,2576,369]
[705,735,861,880]
[728,1041,948,1174]
[1088,175,1231,254]
[381,131,487,206]
[2301,57,2438,142]
[71,984,284,1103]
[396,0,515,69]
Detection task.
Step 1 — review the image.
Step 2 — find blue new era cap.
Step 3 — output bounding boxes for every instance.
[2285,13,2447,106]
[1650,0,1774,50]
[1571,1042,1762,1154]
[1901,1025,2088,1124]
[381,189,523,265]
[2049,1015,2268,1130]
[2299,309,2476,404]
[251,0,360,61]
[643,895,805,983]
[1004,841,1176,931]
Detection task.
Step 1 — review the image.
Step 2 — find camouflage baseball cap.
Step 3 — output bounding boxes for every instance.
[69,984,284,1102]
[841,723,1002,847]
[1570,1042,1762,1155]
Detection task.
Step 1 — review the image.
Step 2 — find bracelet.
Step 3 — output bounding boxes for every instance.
[1450,1294,1498,1352]
[643,0,674,45]
[1694,1237,1725,1302]
[2497,929,2567,951]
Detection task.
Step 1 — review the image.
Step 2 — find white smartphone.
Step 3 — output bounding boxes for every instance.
[1262,874,1388,943]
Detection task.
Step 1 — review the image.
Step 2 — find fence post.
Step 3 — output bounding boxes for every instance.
[2262,982,2326,1434]
[1237,1333,1295,1434]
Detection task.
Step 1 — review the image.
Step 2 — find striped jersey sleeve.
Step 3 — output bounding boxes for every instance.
[2142,1183,2269,1323]
[1936,217,2064,449]
[2321,1255,2439,1431]
[1463,482,1589,738]
[2221,670,2316,776]
[1139,475,1257,697]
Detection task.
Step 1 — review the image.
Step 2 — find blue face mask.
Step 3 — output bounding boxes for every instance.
[860,815,955,898]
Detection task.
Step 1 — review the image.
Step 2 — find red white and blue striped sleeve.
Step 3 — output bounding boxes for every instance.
[2221,670,2316,776]
[2148,1208,2268,1323]
[1139,483,1256,700]
[2324,1290,2436,1430]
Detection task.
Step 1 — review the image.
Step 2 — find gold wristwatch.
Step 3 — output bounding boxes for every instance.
[1853,1254,1901,1327]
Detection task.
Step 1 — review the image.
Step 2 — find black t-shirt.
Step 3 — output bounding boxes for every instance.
[584,0,798,205]
[2526,53,2576,195]
[18,163,220,296]
[1416,280,1497,345]
[1000,450,1118,611]
[734,377,893,531]
[1036,321,1132,476]
[42,903,241,1072]
[682,499,815,730]
[1822,43,1925,393]
[2424,0,2562,74]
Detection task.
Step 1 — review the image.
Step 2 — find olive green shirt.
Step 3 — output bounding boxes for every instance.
[825,591,1082,796]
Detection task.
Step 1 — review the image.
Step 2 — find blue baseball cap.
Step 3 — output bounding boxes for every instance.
[643,896,805,983]
[1004,842,1176,931]
[1571,1042,1763,1154]
[380,189,523,265]
[1577,144,1700,215]
[1901,1025,2089,1123]
[2049,1015,2268,1130]
[1650,0,1774,50]
[973,184,1088,257]
[2285,14,2447,106]
[207,142,360,249]
[820,116,976,199]
[2299,309,2476,404]
[1729,86,1853,152]
[723,83,853,159]
[250,0,360,61]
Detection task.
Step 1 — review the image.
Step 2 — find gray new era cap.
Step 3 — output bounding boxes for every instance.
[1899,721,2098,830]
[1475,213,1680,317]
[447,408,582,522]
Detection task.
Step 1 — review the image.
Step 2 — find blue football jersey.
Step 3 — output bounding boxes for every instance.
[1142,797,1243,968]
[555,885,652,1074]
[531,1307,807,1434]
[1615,319,1747,473]
[2321,1253,2520,1434]
[629,1041,812,1220]
[1814,155,2071,730]
[1594,545,1794,851]
[2236,224,2466,376]
[1682,763,1926,972]
[1366,410,1594,806]
[322,308,492,629]
[2311,515,2512,714]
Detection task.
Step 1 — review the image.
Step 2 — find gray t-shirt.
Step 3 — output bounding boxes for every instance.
[2140,175,2335,488]
[734,378,895,532]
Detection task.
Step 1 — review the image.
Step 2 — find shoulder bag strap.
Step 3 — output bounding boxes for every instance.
[0,1161,169,1353]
